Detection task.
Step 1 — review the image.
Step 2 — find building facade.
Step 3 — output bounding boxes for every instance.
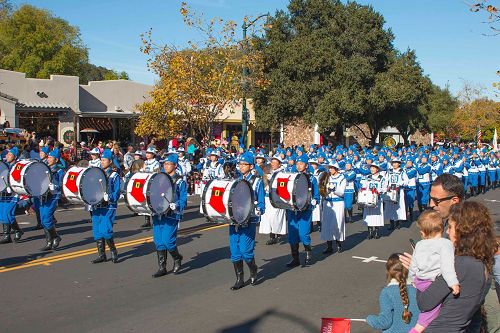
[0,69,151,144]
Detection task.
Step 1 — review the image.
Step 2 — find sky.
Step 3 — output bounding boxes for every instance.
[10,0,500,99]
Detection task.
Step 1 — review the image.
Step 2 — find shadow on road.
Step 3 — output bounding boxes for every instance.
[180,245,230,274]
[217,308,317,333]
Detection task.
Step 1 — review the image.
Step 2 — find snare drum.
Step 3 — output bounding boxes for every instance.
[125,172,174,215]
[269,172,311,211]
[0,161,10,193]
[63,166,107,205]
[384,187,399,203]
[201,179,254,224]
[357,188,378,207]
[9,160,51,196]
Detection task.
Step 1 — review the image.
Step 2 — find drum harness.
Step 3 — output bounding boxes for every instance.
[233,173,258,230]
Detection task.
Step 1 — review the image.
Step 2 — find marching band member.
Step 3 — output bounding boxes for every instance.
[487,151,497,189]
[229,152,265,290]
[151,154,187,278]
[415,154,431,212]
[442,156,454,175]
[310,157,323,232]
[467,153,479,196]
[430,153,443,182]
[39,148,64,251]
[258,155,286,245]
[320,161,346,254]
[0,147,24,244]
[285,155,297,172]
[89,147,102,168]
[176,146,191,182]
[360,161,387,240]
[33,145,51,230]
[202,150,225,180]
[90,149,121,264]
[285,154,320,267]
[140,146,160,228]
[477,149,487,194]
[343,161,356,223]
[403,160,416,222]
[384,158,407,231]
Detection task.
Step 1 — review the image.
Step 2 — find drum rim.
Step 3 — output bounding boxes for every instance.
[269,172,312,211]
[12,160,51,196]
[0,161,10,192]
[79,167,108,206]
[146,172,174,215]
[227,178,254,225]
[201,178,212,221]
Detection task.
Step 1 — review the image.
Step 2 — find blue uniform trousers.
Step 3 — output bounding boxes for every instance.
[479,171,486,186]
[152,215,179,251]
[416,182,430,206]
[462,176,469,191]
[0,196,19,225]
[404,187,416,209]
[229,223,256,262]
[344,190,354,210]
[40,196,58,230]
[91,206,116,240]
[468,173,478,187]
[286,209,312,246]
[487,171,496,183]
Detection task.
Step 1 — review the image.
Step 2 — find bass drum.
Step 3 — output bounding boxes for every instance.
[0,161,10,192]
[9,160,51,196]
[269,172,311,211]
[63,166,107,205]
[125,172,174,215]
[201,178,254,224]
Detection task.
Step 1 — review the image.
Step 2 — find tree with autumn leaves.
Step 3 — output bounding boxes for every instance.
[135,2,266,142]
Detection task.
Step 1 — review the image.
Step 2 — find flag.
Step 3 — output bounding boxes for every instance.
[493,128,498,151]
[321,318,351,333]
[477,127,482,146]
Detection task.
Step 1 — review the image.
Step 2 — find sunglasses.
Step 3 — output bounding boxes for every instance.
[430,195,456,205]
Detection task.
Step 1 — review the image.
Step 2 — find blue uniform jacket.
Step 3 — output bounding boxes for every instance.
[168,174,188,220]
[242,172,265,222]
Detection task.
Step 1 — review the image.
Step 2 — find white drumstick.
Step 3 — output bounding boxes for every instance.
[98,178,106,196]
[1,176,8,188]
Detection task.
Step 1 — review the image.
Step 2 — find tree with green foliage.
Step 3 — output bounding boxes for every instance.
[253,0,396,144]
[423,83,458,139]
[0,3,129,83]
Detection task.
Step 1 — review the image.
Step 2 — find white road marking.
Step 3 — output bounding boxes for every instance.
[484,199,500,203]
[18,222,31,225]
[352,256,386,263]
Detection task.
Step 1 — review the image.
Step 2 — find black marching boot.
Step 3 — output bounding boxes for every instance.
[0,224,12,244]
[388,220,395,231]
[141,216,151,229]
[367,227,373,240]
[35,211,43,230]
[169,247,183,274]
[11,220,24,242]
[374,227,380,239]
[304,244,313,265]
[152,250,167,278]
[246,258,258,286]
[49,227,61,249]
[230,260,245,290]
[310,222,314,233]
[286,244,300,268]
[317,221,322,232]
[336,240,343,253]
[91,239,107,263]
[395,220,401,230]
[106,238,118,263]
[409,209,414,223]
[266,233,276,245]
[40,229,53,251]
[322,241,334,254]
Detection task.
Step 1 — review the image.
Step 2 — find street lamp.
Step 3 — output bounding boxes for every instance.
[241,13,269,149]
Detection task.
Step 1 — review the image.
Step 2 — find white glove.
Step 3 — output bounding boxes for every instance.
[103,193,109,202]
[328,183,335,189]
[254,208,261,216]
[170,202,177,211]
[266,174,272,180]
[6,187,12,194]
[311,199,317,206]
[49,183,56,191]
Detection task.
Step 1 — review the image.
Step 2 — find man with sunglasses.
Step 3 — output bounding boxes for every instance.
[428,173,464,220]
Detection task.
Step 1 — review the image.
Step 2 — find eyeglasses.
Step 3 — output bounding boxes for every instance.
[430,195,456,205]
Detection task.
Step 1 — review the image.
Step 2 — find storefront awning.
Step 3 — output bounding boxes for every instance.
[79,117,113,132]
[16,101,71,111]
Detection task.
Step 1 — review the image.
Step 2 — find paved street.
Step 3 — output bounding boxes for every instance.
[1,189,499,333]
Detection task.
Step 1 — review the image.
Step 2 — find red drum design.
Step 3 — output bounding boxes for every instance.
[269,172,311,211]
[201,179,253,224]
[63,166,107,205]
[125,172,174,215]
[9,160,51,196]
